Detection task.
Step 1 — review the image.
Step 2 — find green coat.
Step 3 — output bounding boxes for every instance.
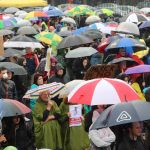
[32,99,62,150]
[59,102,90,150]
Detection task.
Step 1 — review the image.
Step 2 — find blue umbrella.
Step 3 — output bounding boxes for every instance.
[139,21,150,29]
[73,26,92,35]
[105,38,146,54]
[44,6,64,17]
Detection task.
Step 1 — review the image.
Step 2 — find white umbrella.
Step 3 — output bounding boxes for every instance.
[4,7,20,14]
[17,20,32,27]
[65,47,97,58]
[4,41,44,48]
[18,13,27,19]
[140,8,150,15]
[116,22,140,36]
[86,15,101,24]
[15,10,27,16]
[61,17,76,25]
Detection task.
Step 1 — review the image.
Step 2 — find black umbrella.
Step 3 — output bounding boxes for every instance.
[108,57,135,64]
[9,35,37,42]
[91,101,150,130]
[81,29,102,40]
[4,48,25,57]
[58,30,72,37]
[0,62,27,75]
[17,26,38,35]
[57,35,93,49]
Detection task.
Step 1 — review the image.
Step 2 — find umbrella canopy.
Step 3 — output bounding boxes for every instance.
[139,21,150,29]
[4,48,25,57]
[65,47,98,58]
[73,26,92,35]
[68,78,140,105]
[59,80,85,98]
[100,8,113,16]
[81,29,102,40]
[0,0,47,8]
[0,62,27,75]
[23,82,64,99]
[58,30,72,37]
[140,8,150,15]
[17,20,32,27]
[116,22,140,36]
[85,15,101,25]
[0,99,31,118]
[44,6,64,17]
[17,26,38,35]
[0,29,14,35]
[57,35,93,49]
[125,64,150,74]
[0,18,17,29]
[105,38,146,53]
[120,13,148,23]
[4,7,19,14]
[34,31,62,46]
[61,17,76,25]
[91,101,150,129]
[4,35,44,48]
[25,11,48,20]
[108,57,135,64]
[15,10,27,16]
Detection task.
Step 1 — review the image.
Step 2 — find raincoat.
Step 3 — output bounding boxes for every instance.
[32,99,62,150]
[59,102,90,150]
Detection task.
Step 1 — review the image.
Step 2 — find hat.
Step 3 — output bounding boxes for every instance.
[56,63,64,71]
[3,146,17,150]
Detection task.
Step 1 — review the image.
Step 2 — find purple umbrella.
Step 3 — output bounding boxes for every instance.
[125,64,150,74]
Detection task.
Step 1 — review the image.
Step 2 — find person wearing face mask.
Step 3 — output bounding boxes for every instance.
[0,67,18,100]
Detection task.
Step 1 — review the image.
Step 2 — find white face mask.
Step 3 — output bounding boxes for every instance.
[2,73,8,79]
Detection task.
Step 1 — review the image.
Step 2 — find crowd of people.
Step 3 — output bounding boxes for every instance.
[0,3,150,150]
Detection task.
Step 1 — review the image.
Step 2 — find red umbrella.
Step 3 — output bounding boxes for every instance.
[0,99,31,118]
[68,78,140,105]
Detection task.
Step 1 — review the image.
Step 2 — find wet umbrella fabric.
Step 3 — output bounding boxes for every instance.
[4,48,25,57]
[139,21,150,29]
[0,62,27,75]
[91,101,150,130]
[17,26,38,35]
[57,35,93,49]
[0,29,14,35]
[0,99,31,118]
[125,64,150,74]
[108,57,135,64]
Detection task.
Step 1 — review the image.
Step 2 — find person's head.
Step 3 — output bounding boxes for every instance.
[119,48,126,57]
[56,63,64,76]
[7,71,14,80]
[49,26,55,32]
[17,57,26,66]
[82,58,89,67]
[39,90,50,102]
[50,56,57,67]
[96,105,107,113]
[0,67,8,80]
[25,47,33,54]
[33,73,43,85]
[128,122,143,139]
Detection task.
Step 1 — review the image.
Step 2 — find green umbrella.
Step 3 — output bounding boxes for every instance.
[101,8,114,16]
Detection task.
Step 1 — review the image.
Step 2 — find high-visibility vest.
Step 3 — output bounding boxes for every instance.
[41,22,48,31]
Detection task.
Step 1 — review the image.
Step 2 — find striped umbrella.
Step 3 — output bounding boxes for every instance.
[23,82,64,99]
[34,31,63,46]
[68,78,140,105]
[25,11,48,20]
[0,18,17,29]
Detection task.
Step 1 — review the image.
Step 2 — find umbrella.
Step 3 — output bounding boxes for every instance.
[65,47,98,58]
[105,38,146,53]
[120,13,148,23]
[4,35,44,48]
[59,80,85,98]
[17,26,38,35]
[98,36,121,53]
[0,19,17,29]
[89,22,106,31]
[91,101,150,129]
[0,29,14,35]
[25,11,48,20]
[34,31,62,46]
[139,21,150,29]
[116,22,140,36]
[133,49,149,58]
[85,15,101,25]
[68,78,140,105]
[61,17,76,25]
[100,8,114,16]
[57,35,93,49]
[125,64,150,74]
[0,62,27,75]
[4,7,20,14]
[44,6,64,17]
[15,10,27,16]
[17,20,32,27]
[140,8,150,15]
[81,29,102,40]
[108,57,135,64]
[0,99,31,118]
[4,48,25,57]
[58,30,72,37]
[23,82,64,99]
[73,26,92,35]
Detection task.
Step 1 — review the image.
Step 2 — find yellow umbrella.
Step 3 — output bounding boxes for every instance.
[0,0,47,8]
[133,48,149,59]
